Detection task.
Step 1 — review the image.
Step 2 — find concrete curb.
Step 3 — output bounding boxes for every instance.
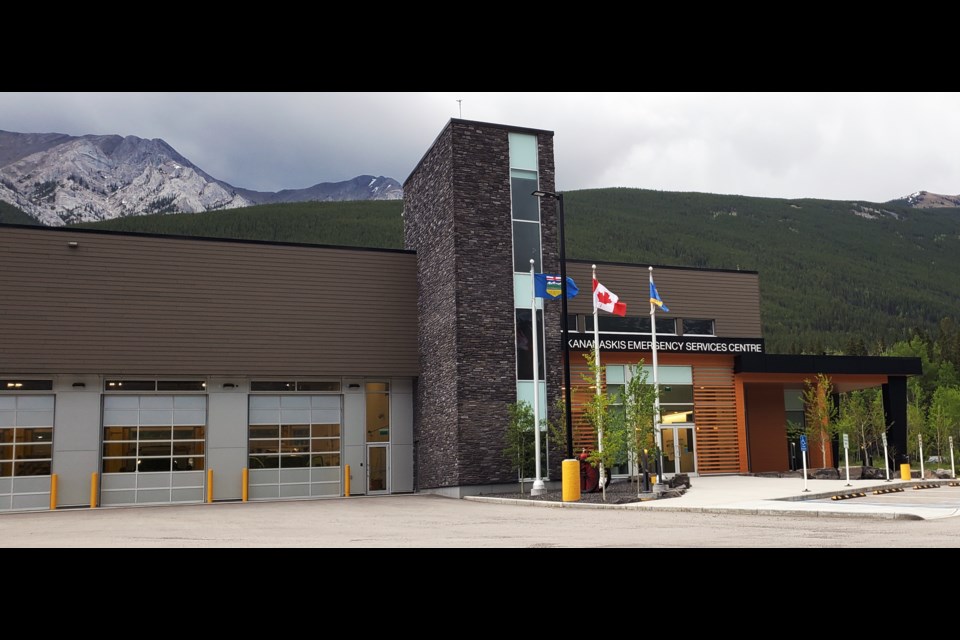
[464,496,650,511]
[463,482,936,520]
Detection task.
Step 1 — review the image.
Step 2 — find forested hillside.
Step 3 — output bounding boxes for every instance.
[0,200,37,225]
[73,200,403,248]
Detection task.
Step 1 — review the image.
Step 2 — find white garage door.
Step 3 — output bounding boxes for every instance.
[100,395,206,506]
[248,395,342,500]
[0,395,54,511]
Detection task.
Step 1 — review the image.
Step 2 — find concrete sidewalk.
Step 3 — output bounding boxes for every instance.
[465,475,960,520]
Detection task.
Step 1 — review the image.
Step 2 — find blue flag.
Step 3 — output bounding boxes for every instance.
[534,274,579,299]
[650,280,669,312]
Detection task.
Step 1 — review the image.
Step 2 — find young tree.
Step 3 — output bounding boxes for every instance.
[503,400,536,493]
[620,360,658,493]
[803,374,838,468]
[837,389,881,466]
[906,396,926,463]
[928,386,960,462]
[580,345,624,502]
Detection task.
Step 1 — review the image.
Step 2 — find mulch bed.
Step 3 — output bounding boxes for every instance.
[482,479,678,505]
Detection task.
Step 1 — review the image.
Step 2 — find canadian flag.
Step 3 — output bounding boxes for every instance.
[593,279,627,316]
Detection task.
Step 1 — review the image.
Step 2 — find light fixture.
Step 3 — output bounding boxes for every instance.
[348,383,360,389]
[222,383,237,389]
[67,241,78,248]
[72,382,86,389]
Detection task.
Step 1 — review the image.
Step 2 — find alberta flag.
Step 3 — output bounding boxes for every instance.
[650,280,669,312]
[534,274,579,299]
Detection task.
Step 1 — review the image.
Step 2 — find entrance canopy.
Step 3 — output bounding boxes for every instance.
[736,354,921,392]
[734,353,922,472]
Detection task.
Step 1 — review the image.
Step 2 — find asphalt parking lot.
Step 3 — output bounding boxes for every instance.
[808,481,960,516]
[3,476,960,547]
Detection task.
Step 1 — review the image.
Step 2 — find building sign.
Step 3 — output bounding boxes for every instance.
[567,335,765,354]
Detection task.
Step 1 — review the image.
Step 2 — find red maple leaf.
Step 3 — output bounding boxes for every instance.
[596,291,613,305]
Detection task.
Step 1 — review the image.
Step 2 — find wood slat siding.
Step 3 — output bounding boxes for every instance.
[570,355,600,453]
[693,365,740,474]
[0,227,420,376]
[565,261,762,338]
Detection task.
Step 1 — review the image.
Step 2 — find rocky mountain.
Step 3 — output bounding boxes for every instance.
[895,190,960,208]
[234,175,402,205]
[0,130,402,226]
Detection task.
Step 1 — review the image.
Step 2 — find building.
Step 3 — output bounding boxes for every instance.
[0,119,921,511]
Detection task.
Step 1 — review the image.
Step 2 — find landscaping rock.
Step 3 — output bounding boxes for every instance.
[810,467,840,480]
[669,473,691,489]
[860,466,886,480]
[779,471,804,478]
[934,468,952,479]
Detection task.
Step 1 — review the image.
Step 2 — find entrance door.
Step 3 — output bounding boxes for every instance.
[367,444,389,494]
[661,424,697,476]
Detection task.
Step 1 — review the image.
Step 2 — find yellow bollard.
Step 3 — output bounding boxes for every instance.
[206,468,213,503]
[242,468,249,502]
[651,474,658,486]
[344,464,351,497]
[562,459,580,502]
[90,472,98,508]
[49,474,58,510]
[900,463,911,481]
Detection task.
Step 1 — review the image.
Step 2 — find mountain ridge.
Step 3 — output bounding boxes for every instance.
[892,190,960,208]
[0,130,402,225]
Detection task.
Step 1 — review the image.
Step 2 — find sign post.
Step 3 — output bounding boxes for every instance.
[919,433,925,481]
[800,435,809,492]
[882,432,890,482]
[843,433,851,487]
[950,436,957,480]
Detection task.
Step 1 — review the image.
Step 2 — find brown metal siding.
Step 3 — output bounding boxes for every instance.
[744,383,789,473]
[0,227,419,376]
[565,262,762,338]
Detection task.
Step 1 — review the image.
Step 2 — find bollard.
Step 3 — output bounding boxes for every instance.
[344,464,351,497]
[49,474,58,510]
[206,468,213,503]
[562,459,580,502]
[900,463,911,481]
[242,468,249,502]
[90,472,98,508]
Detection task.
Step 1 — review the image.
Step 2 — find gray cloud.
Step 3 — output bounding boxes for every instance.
[1,92,958,200]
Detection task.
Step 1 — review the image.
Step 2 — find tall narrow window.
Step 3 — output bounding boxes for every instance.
[515,309,545,380]
[366,382,390,443]
[509,133,540,274]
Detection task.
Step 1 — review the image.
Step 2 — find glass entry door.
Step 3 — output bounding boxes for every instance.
[367,444,389,494]
[661,425,697,476]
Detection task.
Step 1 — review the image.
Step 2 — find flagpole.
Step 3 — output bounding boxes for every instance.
[649,266,662,484]
[592,264,605,489]
[530,259,544,497]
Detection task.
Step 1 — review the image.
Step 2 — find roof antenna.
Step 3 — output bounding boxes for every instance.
[457,99,462,119]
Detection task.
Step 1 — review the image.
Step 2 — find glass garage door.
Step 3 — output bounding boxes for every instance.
[0,395,54,511]
[248,395,341,500]
[100,395,206,506]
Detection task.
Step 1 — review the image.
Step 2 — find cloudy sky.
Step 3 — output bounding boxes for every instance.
[1,92,957,201]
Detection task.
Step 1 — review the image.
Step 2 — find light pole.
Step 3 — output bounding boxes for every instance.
[532,190,574,461]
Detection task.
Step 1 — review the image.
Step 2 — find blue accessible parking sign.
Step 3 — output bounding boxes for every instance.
[800,435,808,452]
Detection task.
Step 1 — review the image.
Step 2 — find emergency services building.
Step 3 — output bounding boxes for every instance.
[0,119,920,510]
